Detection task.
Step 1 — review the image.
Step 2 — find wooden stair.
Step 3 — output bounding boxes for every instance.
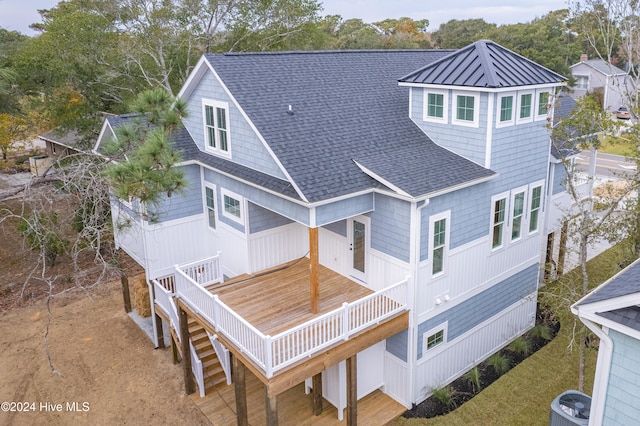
[188,318,229,395]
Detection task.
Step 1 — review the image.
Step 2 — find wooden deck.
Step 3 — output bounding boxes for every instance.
[209,258,374,336]
[191,366,406,425]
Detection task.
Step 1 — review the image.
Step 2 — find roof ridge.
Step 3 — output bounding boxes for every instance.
[474,40,500,88]
[210,49,455,57]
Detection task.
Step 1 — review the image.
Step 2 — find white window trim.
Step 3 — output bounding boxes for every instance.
[510,186,528,242]
[452,91,480,128]
[535,90,552,121]
[528,180,545,235]
[421,322,448,359]
[423,88,449,124]
[496,92,515,128]
[428,211,450,278]
[203,183,217,231]
[220,188,244,225]
[516,91,535,124]
[574,74,589,90]
[490,191,510,251]
[202,98,231,157]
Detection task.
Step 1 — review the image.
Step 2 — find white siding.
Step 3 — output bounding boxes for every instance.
[412,294,536,403]
[248,222,308,273]
[384,352,411,408]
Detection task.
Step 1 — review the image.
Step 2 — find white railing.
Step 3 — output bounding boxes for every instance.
[190,340,205,397]
[178,253,223,287]
[154,273,176,293]
[173,256,409,378]
[153,278,174,320]
[208,332,232,385]
[168,297,181,342]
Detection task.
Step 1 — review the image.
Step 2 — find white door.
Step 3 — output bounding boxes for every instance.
[348,216,370,282]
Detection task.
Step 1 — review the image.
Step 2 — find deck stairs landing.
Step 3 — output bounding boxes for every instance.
[188,318,229,395]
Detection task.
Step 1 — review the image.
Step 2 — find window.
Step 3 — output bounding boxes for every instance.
[519,93,532,119]
[205,186,216,229]
[529,185,542,233]
[511,190,525,240]
[537,91,550,117]
[457,95,475,121]
[576,75,589,90]
[423,89,448,123]
[432,218,446,275]
[492,196,507,249]
[453,92,479,127]
[422,323,448,356]
[426,330,444,350]
[203,99,230,155]
[500,95,513,122]
[221,188,244,224]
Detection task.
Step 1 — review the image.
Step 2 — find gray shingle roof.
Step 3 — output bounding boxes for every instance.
[205,49,497,202]
[572,59,627,76]
[399,40,567,88]
[551,94,581,159]
[103,115,300,200]
[578,260,640,306]
[599,306,640,332]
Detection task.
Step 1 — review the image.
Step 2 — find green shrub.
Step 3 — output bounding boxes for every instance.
[431,385,457,408]
[508,337,530,356]
[486,353,511,375]
[464,366,482,392]
[527,324,553,341]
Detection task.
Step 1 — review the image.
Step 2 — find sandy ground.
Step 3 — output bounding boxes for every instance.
[0,281,211,426]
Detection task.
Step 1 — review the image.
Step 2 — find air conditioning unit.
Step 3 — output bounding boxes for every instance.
[549,390,591,426]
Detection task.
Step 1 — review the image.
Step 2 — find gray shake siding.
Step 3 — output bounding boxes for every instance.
[603,330,640,424]
[249,202,293,234]
[370,194,411,263]
[552,162,567,195]
[315,193,374,226]
[182,71,286,180]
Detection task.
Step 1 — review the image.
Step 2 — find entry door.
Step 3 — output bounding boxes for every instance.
[348,216,370,282]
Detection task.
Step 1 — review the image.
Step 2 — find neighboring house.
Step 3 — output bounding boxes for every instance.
[543,93,583,278]
[39,128,85,158]
[570,55,633,113]
[96,40,566,424]
[572,258,640,425]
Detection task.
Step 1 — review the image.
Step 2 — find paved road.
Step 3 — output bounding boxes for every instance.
[575,151,636,178]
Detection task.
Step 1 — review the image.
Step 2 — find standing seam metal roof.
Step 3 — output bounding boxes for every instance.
[399,40,567,88]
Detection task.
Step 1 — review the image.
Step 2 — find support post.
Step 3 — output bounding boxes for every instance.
[121,274,132,313]
[265,388,278,426]
[346,355,357,426]
[312,372,323,416]
[232,354,248,426]
[545,232,555,281]
[179,305,194,395]
[170,335,179,364]
[154,313,165,348]
[309,227,319,314]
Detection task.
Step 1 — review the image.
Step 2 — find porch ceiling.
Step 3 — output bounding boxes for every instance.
[208,258,373,336]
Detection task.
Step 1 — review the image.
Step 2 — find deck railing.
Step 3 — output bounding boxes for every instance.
[178,253,223,287]
[173,255,408,378]
[190,340,205,397]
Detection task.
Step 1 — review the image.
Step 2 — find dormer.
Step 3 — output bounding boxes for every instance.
[399,40,566,167]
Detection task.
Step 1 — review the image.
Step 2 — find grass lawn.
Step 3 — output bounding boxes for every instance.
[597,134,637,157]
[392,243,633,426]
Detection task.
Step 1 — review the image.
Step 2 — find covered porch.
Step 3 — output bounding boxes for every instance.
[154,253,409,425]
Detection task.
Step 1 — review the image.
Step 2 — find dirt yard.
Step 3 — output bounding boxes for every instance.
[0,172,211,425]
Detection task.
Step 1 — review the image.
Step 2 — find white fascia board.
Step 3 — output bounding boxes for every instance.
[575,308,640,342]
[398,82,565,93]
[422,173,496,199]
[93,120,115,154]
[183,56,308,203]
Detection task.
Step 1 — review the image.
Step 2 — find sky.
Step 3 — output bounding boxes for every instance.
[0,0,569,36]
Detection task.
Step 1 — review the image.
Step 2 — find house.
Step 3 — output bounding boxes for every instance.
[95,40,566,424]
[569,55,633,113]
[39,128,85,158]
[571,258,640,425]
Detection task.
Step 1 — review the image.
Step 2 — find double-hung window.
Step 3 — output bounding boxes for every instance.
[453,92,479,127]
[491,194,508,249]
[519,93,533,122]
[529,184,542,233]
[424,89,448,123]
[204,185,216,230]
[511,190,526,241]
[203,99,230,155]
[536,91,551,118]
[499,95,514,123]
[431,213,449,275]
